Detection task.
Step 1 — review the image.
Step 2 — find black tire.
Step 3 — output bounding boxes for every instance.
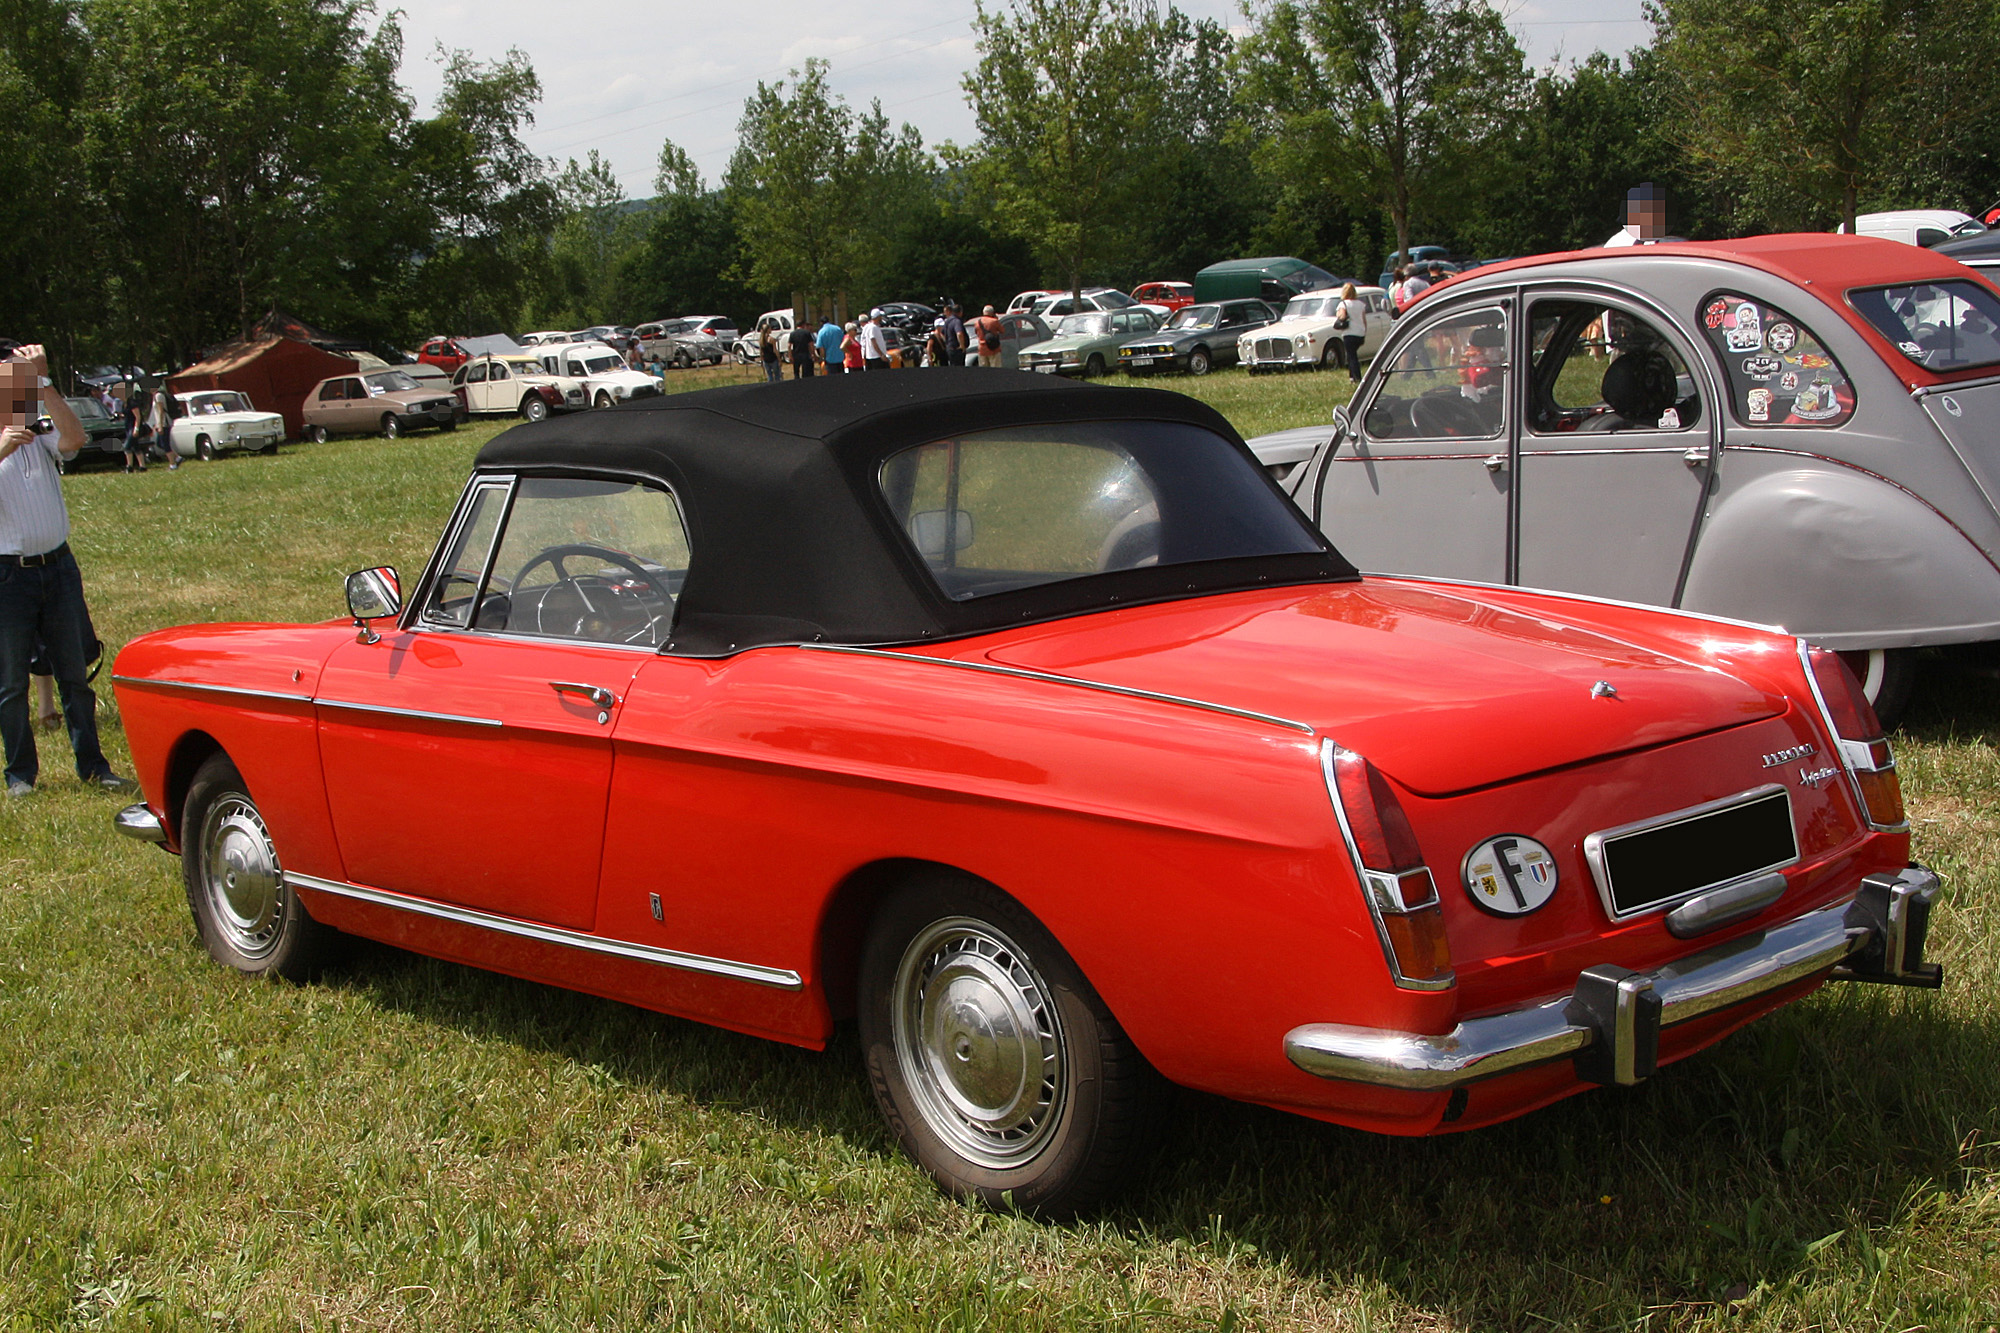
[259,441,279,455]
[195,435,214,461]
[309,424,329,444]
[1836,648,1919,728]
[380,414,399,439]
[858,872,1158,1217]
[1320,341,1342,369]
[1085,354,1106,379]
[521,395,549,423]
[1187,347,1213,376]
[441,416,458,432]
[181,752,342,981]
[594,391,612,409]
[676,349,694,370]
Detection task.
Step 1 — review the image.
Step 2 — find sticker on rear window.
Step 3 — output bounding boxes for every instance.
[1700,292,1854,427]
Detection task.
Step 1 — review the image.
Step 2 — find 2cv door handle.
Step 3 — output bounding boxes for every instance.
[549,681,617,709]
[1682,447,1710,467]
[1484,454,1506,472]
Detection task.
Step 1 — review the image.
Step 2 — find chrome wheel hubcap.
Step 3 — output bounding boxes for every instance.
[200,795,283,957]
[893,916,1064,1168]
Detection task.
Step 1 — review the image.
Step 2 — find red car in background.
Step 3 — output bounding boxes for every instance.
[416,337,470,373]
[1132,281,1195,313]
[110,374,1942,1216]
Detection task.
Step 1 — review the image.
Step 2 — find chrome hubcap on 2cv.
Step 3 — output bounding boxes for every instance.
[200,795,284,957]
[893,917,1065,1168]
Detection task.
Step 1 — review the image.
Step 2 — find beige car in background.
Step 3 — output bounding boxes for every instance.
[302,369,461,441]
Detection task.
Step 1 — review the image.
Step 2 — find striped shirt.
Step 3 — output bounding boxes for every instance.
[0,428,71,556]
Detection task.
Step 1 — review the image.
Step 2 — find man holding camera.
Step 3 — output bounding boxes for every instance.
[0,342,131,797]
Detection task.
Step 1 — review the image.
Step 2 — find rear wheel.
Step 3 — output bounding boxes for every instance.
[859,873,1157,1217]
[1836,648,1919,728]
[380,414,400,439]
[309,424,328,444]
[182,753,342,981]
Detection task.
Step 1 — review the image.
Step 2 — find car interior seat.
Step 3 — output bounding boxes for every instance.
[1583,347,1678,430]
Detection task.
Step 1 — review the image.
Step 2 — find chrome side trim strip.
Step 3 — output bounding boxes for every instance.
[1284,893,1870,1091]
[110,675,311,704]
[284,871,804,990]
[798,643,1317,735]
[312,698,504,728]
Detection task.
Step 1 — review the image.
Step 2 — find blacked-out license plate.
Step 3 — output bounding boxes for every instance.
[1591,788,1798,917]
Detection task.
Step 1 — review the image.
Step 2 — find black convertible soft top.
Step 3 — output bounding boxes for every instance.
[474,370,1355,655]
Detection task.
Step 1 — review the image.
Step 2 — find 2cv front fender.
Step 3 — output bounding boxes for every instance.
[1681,460,2000,650]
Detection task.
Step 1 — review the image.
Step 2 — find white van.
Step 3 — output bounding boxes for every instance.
[534,342,661,408]
[1838,210,1987,248]
[733,308,797,363]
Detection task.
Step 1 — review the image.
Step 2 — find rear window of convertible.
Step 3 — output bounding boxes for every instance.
[878,422,1323,601]
[1849,279,2000,372]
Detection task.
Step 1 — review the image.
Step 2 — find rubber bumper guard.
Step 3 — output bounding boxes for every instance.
[1285,866,1943,1092]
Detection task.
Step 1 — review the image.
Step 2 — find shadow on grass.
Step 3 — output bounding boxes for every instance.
[319,919,1994,1327]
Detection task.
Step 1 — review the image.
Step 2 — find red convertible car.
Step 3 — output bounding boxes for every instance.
[110,373,1941,1214]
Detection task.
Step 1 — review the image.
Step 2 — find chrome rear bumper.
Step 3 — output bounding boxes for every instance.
[114,803,167,843]
[1284,867,1942,1092]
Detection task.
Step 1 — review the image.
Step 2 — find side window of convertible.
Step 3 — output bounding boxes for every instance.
[471,477,689,647]
[1361,307,1509,440]
[1699,293,1855,426]
[421,482,509,627]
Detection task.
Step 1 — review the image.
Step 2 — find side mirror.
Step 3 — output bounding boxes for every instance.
[346,566,401,643]
[908,509,976,559]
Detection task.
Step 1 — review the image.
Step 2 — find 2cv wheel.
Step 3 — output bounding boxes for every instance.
[858,873,1157,1217]
[520,395,549,423]
[1837,648,1919,728]
[182,752,342,981]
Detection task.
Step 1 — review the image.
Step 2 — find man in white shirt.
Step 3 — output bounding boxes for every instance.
[860,311,891,370]
[1603,182,1680,247]
[0,342,132,796]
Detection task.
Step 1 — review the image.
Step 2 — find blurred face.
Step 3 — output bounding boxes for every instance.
[0,361,37,426]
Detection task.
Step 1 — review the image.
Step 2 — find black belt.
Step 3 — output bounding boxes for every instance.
[0,543,67,567]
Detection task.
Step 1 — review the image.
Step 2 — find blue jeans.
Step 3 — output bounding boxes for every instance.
[762,358,782,383]
[0,549,111,786]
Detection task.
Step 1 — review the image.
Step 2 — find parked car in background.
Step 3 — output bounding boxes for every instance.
[1019,308,1161,377]
[520,331,569,348]
[451,354,582,422]
[1008,289,1061,312]
[1250,233,2000,721]
[111,373,1941,1216]
[1131,281,1195,313]
[989,310,1053,370]
[416,337,470,373]
[880,325,923,367]
[734,309,797,363]
[636,320,726,368]
[1839,210,1986,248]
[63,394,130,465]
[1241,286,1394,373]
[1195,257,1345,306]
[166,390,284,459]
[1935,229,2000,278]
[1030,288,1138,320]
[677,315,739,345]
[1118,299,1278,376]
[535,341,662,408]
[874,302,938,334]
[303,369,460,442]
[74,364,147,394]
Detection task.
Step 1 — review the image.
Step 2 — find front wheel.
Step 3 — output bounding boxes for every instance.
[1836,648,1919,728]
[1187,347,1212,376]
[520,395,549,423]
[182,752,342,981]
[858,874,1157,1217]
[1320,341,1343,369]
[380,414,400,439]
[594,391,612,409]
[195,435,215,461]
[1084,354,1106,379]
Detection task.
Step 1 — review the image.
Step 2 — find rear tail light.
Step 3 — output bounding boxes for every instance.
[1323,743,1454,989]
[1802,645,1906,830]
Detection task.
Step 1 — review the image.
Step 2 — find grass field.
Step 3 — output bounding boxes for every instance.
[3,365,1996,1331]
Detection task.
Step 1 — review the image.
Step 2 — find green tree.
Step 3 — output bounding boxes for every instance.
[960,0,1198,303]
[1654,0,1980,232]
[1238,0,1530,267]
[725,59,930,317]
[624,137,761,327]
[0,0,96,374]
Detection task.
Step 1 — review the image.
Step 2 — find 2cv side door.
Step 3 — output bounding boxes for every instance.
[1511,288,1720,606]
[1305,299,1516,583]
[314,475,683,930]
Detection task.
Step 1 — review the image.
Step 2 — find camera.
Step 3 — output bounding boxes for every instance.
[31,415,53,434]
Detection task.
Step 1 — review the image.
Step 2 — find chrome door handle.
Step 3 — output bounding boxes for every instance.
[1683,448,1710,467]
[550,681,616,708]
[1484,454,1506,472]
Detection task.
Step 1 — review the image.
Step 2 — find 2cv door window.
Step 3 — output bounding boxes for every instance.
[1321,306,1513,584]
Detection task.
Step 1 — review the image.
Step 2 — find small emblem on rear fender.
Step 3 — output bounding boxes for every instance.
[1591,680,1618,699]
[1941,395,1963,417]
[1463,835,1560,916]
[1798,766,1840,789]
[1762,744,1815,767]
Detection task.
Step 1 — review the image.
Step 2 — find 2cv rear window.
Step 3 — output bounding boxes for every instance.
[1698,293,1854,427]
[1848,280,2000,372]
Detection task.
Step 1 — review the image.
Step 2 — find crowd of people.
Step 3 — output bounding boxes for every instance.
[755,301,1008,382]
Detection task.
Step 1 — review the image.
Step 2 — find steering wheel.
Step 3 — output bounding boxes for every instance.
[510,543,674,643]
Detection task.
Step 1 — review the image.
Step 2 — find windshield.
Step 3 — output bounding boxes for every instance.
[365,371,420,392]
[1849,280,2000,371]
[1284,296,1339,321]
[186,393,251,415]
[581,355,624,375]
[879,422,1323,601]
[1056,313,1112,336]
[68,397,107,420]
[1167,305,1221,330]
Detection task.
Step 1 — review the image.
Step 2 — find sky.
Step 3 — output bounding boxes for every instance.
[391,1,1652,202]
